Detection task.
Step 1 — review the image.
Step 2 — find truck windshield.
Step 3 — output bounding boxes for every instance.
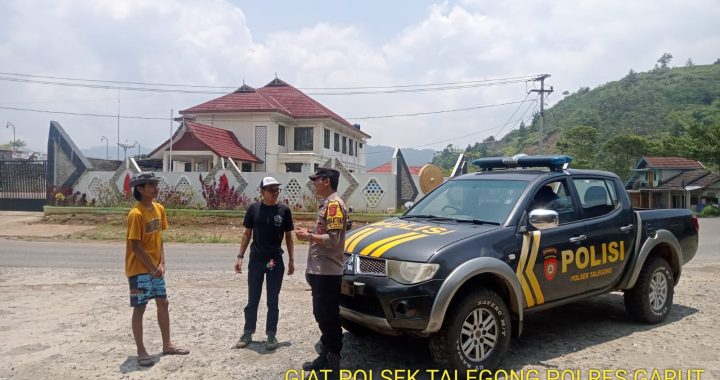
[404,179,528,224]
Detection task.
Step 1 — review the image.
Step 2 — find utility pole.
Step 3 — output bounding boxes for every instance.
[530,74,553,154]
[117,92,120,160]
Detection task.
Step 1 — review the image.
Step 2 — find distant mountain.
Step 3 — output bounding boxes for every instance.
[365,145,436,169]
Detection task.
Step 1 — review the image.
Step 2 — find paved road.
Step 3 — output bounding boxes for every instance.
[0,239,309,271]
[0,217,716,268]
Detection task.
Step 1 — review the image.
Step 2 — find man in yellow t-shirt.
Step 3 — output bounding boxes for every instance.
[126,173,189,367]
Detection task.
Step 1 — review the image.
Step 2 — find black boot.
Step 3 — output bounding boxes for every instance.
[302,353,329,371]
[327,352,341,374]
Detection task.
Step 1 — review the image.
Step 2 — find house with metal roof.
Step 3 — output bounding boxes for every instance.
[148,78,370,173]
[626,156,720,209]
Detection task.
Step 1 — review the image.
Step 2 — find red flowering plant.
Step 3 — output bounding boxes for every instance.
[200,173,251,210]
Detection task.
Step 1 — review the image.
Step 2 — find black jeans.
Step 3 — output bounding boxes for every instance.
[306,273,343,355]
[243,254,284,335]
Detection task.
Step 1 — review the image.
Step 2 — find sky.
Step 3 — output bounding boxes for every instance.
[1,0,719,158]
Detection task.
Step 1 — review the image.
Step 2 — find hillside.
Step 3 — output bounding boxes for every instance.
[434,62,720,179]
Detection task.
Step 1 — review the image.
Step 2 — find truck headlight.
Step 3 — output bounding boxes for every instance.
[386,260,439,285]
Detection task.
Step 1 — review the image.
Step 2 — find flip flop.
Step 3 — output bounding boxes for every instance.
[162,347,190,355]
[137,356,155,367]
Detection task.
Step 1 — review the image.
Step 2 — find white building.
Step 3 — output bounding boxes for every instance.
[149,78,371,173]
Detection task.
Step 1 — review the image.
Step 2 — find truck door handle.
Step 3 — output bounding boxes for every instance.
[569,235,587,244]
[620,224,634,233]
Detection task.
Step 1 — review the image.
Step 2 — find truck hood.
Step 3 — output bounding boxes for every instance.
[344,217,498,262]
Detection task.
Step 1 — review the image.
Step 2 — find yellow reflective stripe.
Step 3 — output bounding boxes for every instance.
[525,231,544,305]
[359,232,419,256]
[370,234,428,257]
[345,227,375,251]
[516,233,535,307]
[345,228,381,253]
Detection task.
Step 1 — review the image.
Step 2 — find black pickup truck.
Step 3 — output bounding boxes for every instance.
[340,155,699,371]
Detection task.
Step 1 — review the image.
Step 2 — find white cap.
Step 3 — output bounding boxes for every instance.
[260,176,281,188]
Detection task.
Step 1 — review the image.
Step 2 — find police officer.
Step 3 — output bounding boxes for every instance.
[296,167,347,375]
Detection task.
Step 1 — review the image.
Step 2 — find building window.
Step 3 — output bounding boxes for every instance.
[342,136,347,154]
[359,142,363,149]
[278,125,286,146]
[349,138,354,156]
[294,127,313,151]
[334,133,340,152]
[285,163,302,172]
[323,128,330,149]
[241,163,252,172]
[314,163,319,172]
[355,141,359,157]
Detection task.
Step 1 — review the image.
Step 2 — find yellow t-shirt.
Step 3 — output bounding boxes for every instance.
[125,202,168,277]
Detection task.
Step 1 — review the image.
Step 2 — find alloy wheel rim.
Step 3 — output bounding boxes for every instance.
[649,270,668,311]
[460,307,498,362]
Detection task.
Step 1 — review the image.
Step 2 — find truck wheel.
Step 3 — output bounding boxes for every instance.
[341,317,370,336]
[624,257,674,323]
[429,288,511,372]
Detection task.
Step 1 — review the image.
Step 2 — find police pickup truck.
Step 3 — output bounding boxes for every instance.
[340,155,699,371]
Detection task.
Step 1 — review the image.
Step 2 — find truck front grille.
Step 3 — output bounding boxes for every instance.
[344,253,386,275]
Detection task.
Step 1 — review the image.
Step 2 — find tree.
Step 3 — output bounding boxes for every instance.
[431,144,461,173]
[601,134,653,180]
[657,52,673,69]
[685,58,695,67]
[0,139,27,150]
[686,121,720,169]
[623,69,639,87]
[557,125,598,168]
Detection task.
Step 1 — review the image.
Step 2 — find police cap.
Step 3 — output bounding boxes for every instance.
[309,167,340,181]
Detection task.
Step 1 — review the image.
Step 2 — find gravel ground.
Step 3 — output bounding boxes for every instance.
[0,217,718,379]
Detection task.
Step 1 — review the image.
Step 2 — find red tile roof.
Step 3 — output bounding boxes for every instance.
[368,161,422,175]
[184,122,262,163]
[642,156,705,169]
[181,78,369,137]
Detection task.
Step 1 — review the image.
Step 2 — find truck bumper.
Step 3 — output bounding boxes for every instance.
[339,275,443,335]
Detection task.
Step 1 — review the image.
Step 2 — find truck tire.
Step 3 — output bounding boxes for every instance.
[340,317,371,336]
[429,288,511,372]
[624,257,674,323]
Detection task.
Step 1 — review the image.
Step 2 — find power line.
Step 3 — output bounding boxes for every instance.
[0,98,534,122]
[0,71,541,91]
[347,99,533,120]
[0,74,537,96]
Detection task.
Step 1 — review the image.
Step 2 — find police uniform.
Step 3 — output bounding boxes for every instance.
[304,168,347,371]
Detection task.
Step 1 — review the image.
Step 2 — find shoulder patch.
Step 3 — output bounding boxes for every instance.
[325,200,344,230]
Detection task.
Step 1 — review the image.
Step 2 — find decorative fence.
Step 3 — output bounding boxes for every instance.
[0,160,47,211]
[68,160,421,212]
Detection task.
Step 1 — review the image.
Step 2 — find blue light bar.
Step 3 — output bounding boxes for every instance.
[472,155,573,171]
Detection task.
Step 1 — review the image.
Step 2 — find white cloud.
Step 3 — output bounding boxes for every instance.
[0,0,719,154]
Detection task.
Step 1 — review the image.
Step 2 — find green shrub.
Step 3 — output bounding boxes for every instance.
[699,204,720,217]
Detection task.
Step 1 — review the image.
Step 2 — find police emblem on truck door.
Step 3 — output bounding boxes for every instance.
[543,247,558,281]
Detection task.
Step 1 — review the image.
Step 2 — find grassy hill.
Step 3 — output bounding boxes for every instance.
[434,62,720,179]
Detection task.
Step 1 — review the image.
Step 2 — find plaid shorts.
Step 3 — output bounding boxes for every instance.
[128,273,167,307]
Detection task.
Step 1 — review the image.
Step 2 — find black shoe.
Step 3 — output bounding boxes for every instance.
[327,352,341,373]
[302,354,329,371]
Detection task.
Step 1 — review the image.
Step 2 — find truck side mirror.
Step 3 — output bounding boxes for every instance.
[403,201,414,211]
[529,209,559,230]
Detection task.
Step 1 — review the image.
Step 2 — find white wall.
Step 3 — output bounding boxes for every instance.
[71,167,430,212]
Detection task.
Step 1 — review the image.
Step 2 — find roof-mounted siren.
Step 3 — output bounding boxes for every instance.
[472,154,573,171]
